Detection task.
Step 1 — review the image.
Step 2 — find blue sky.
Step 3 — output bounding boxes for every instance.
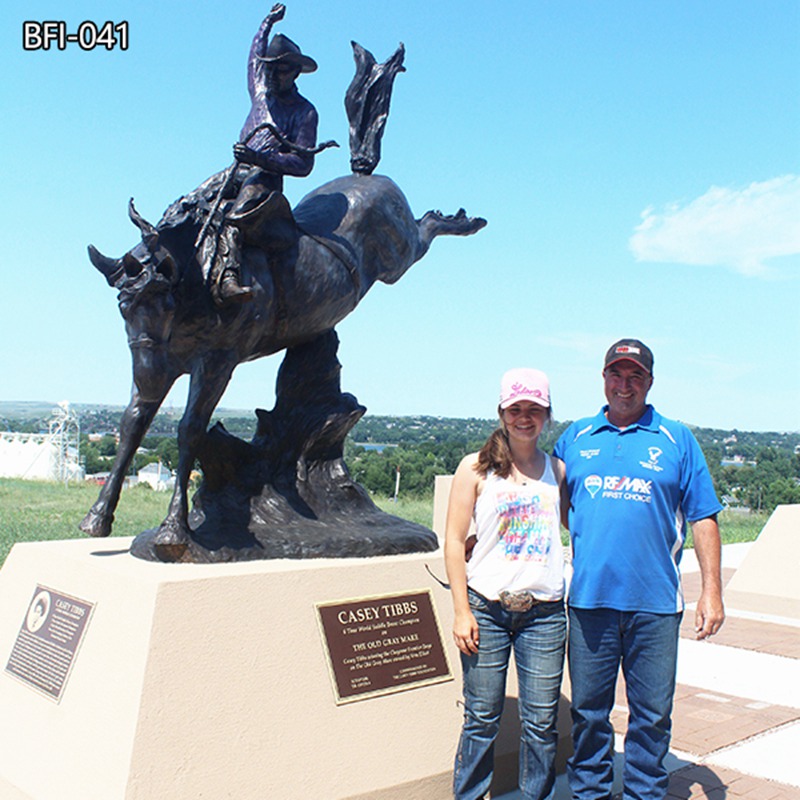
[2,1,798,432]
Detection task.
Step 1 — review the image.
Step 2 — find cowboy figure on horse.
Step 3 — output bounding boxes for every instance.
[210,3,319,305]
[80,10,486,560]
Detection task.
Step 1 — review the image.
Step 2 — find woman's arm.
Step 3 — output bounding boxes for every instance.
[444,454,481,655]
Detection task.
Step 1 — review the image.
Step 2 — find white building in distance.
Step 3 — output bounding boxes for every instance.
[0,403,83,482]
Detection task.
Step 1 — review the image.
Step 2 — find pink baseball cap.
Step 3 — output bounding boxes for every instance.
[499,368,550,409]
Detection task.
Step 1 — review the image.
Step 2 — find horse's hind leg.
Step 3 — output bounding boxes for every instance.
[415,209,487,259]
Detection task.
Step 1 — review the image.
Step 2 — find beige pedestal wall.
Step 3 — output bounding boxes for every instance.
[433,475,476,540]
[433,475,454,537]
[723,504,800,619]
[0,536,571,800]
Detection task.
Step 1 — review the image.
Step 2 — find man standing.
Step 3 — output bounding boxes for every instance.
[554,339,724,800]
[213,3,318,305]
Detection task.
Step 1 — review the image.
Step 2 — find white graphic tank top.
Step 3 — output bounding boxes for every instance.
[466,455,565,601]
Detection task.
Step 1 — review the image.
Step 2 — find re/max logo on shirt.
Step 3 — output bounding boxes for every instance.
[603,476,651,493]
[583,474,652,502]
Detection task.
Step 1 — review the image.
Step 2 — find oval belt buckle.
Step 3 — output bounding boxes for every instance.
[499,590,535,612]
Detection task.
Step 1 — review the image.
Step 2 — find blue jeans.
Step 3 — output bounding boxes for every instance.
[454,588,566,800]
[567,607,682,800]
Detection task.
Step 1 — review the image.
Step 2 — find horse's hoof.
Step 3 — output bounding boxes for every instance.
[79,509,112,538]
[153,521,190,562]
[153,542,189,562]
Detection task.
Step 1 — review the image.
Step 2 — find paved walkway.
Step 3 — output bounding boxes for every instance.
[497,543,800,800]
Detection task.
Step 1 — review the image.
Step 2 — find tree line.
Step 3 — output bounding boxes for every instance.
[345,419,800,514]
[704,444,800,513]
[4,408,798,513]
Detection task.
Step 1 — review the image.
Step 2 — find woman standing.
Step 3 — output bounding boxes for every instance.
[445,368,567,800]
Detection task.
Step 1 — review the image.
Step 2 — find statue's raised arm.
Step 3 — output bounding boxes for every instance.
[242,1,317,172]
[248,4,286,100]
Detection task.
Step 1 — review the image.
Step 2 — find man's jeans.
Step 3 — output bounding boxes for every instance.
[454,588,566,800]
[567,607,682,800]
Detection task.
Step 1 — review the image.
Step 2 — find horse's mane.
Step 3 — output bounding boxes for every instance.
[150,170,231,288]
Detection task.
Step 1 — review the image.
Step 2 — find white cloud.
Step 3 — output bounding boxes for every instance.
[629,175,800,276]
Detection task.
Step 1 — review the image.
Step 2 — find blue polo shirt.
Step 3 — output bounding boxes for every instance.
[554,405,722,614]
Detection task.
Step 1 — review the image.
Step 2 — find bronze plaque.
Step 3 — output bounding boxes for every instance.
[5,585,94,702]
[316,588,452,704]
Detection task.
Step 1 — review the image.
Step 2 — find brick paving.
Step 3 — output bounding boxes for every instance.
[680,568,735,612]
[679,613,800,659]
[679,569,800,658]
[612,679,800,756]
[603,564,800,800]
[666,764,800,800]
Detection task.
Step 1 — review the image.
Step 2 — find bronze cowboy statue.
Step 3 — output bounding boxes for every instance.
[81,7,486,562]
[203,3,325,307]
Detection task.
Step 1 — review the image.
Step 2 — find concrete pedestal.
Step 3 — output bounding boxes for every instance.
[724,504,800,619]
[0,536,571,799]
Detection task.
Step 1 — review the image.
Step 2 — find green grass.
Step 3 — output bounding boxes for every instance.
[0,480,770,568]
[373,494,435,528]
[0,478,170,566]
[686,509,769,549]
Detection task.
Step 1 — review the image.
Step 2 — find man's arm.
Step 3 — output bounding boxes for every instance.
[234,106,318,176]
[248,4,286,100]
[690,514,725,639]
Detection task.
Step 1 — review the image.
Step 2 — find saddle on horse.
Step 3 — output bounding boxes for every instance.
[210,188,299,307]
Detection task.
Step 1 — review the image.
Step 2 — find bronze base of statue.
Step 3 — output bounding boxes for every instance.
[130,331,438,563]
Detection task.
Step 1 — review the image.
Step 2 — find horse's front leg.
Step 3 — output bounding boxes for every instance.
[153,356,236,561]
[80,388,169,537]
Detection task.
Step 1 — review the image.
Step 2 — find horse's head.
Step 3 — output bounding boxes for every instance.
[89,200,180,401]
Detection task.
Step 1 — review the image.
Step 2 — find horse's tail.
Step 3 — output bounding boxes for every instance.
[344,42,406,176]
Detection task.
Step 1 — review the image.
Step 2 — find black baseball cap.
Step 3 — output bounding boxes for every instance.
[604,339,654,375]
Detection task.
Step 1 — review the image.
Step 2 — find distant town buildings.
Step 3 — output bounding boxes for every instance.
[720,455,758,468]
[136,462,175,492]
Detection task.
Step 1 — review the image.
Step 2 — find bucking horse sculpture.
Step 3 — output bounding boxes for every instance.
[80,40,485,562]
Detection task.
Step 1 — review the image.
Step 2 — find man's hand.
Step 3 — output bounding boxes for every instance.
[233,143,259,166]
[694,588,725,640]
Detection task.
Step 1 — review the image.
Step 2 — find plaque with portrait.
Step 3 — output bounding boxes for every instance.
[5,585,95,702]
